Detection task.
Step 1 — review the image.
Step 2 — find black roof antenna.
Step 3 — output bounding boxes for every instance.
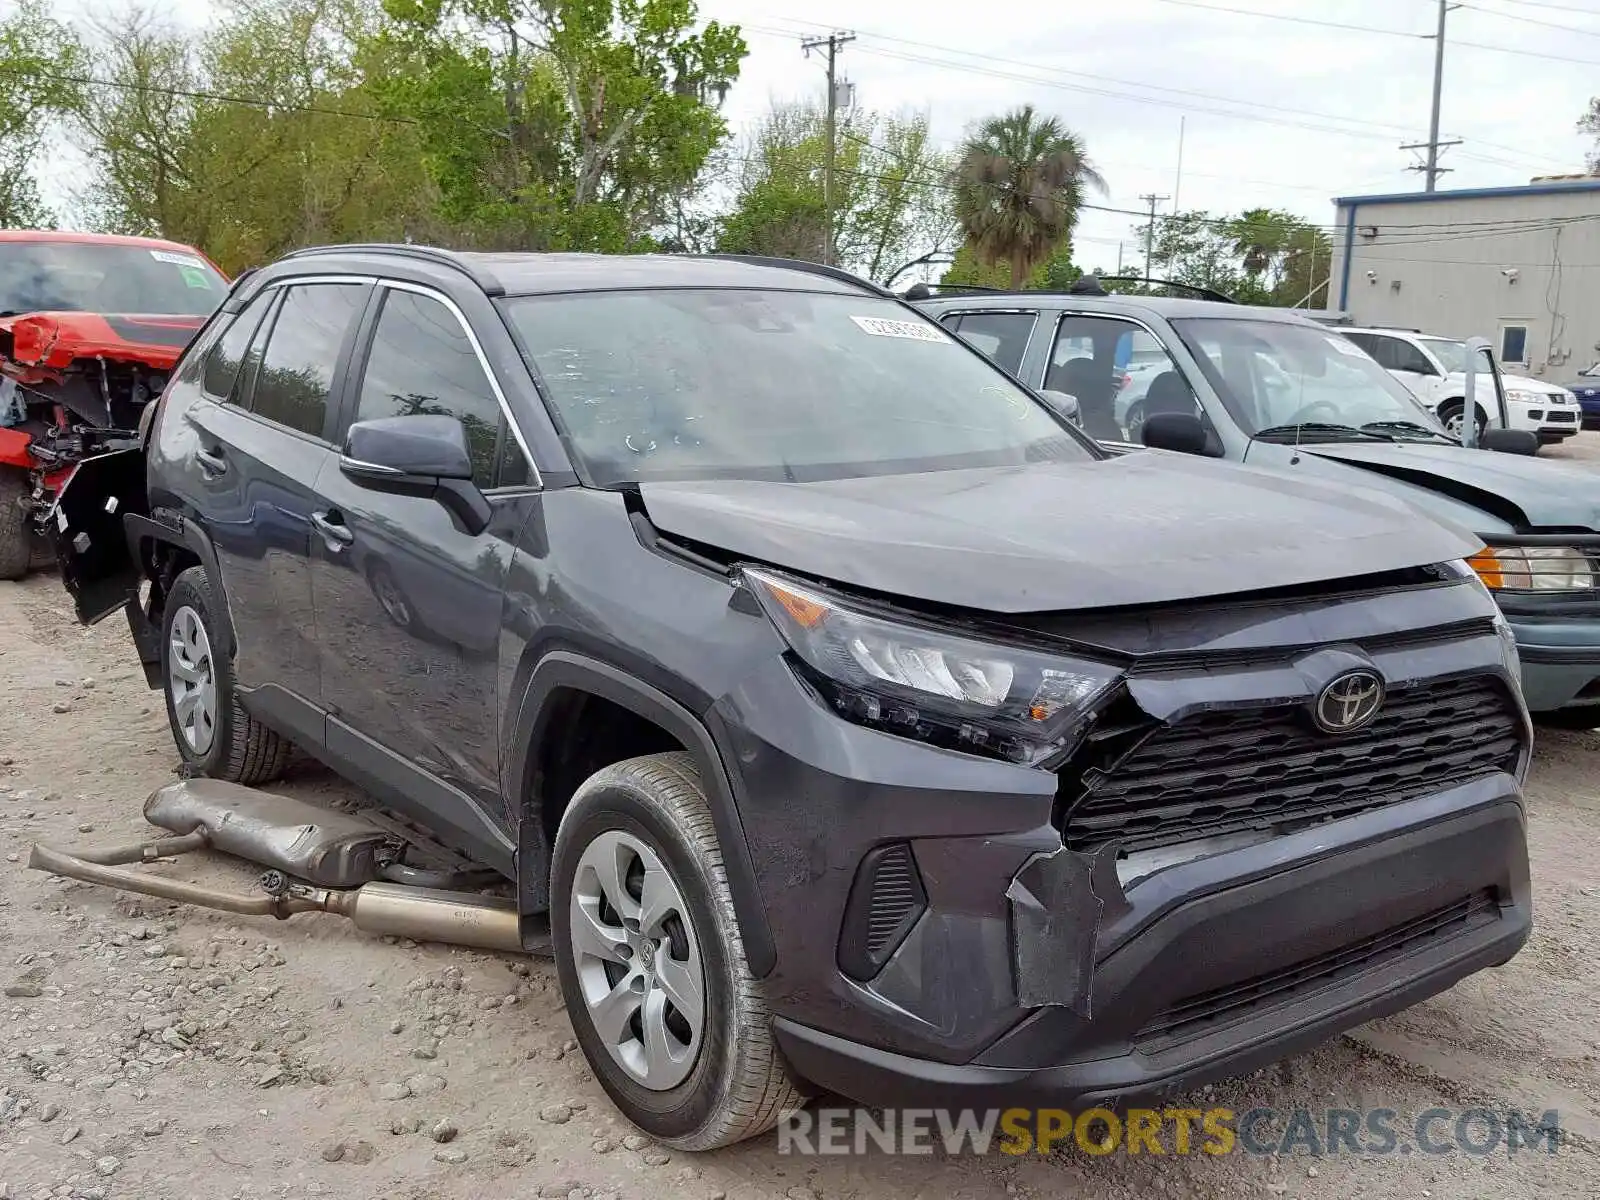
[1069,273,1108,296]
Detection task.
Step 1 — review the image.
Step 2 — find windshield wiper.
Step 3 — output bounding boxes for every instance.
[1252,422,1395,443]
[1360,420,1456,443]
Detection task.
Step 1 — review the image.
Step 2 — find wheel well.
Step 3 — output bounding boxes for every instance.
[140,537,202,627]
[528,688,687,852]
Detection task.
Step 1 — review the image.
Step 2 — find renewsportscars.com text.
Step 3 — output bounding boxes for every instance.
[776,1106,1564,1157]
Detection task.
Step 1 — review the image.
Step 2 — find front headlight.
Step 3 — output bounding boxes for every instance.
[742,567,1120,766]
[1504,388,1543,406]
[1468,545,1597,591]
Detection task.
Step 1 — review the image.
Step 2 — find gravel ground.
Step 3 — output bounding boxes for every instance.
[3,441,1600,1198]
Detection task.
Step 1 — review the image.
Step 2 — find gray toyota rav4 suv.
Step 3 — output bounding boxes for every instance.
[52,247,1531,1149]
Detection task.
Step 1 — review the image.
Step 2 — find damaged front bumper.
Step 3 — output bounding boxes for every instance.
[774,776,1528,1110]
[714,593,1531,1110]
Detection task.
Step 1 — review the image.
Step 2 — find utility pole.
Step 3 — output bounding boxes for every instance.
[802,30,855,266]
[1139,193,1167,283]
[1403,0,1463,191]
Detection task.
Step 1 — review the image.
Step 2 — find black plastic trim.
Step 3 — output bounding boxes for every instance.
[506,651,776,974]
[837,841,928,982]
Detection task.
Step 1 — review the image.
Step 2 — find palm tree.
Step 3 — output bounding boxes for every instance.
[951,106,1105,290]
[1229,208,1294,278]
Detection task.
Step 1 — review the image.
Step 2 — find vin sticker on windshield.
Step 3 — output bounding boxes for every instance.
[850,315,950,343]
[150,250,206,270]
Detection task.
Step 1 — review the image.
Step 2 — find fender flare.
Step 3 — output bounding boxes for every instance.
[125,511,238,658]
[506,650,776,978]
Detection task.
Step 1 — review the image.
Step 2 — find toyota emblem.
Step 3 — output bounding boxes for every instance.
[1313,669,1385,733]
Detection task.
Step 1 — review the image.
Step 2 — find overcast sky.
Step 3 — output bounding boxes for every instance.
[49,0,1600,266]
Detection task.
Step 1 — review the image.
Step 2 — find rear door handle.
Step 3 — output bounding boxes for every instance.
[311,510,354,552]
[194,447,227,477]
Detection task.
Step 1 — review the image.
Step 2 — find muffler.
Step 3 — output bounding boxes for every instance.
[27,779,539,955]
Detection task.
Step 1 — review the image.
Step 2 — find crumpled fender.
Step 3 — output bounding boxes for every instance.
[0,312,202,378]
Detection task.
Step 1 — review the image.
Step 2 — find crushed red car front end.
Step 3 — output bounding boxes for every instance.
[0,232,227,578]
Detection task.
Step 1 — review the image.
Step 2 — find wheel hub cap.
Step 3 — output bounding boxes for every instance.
[167,605,217,755]
[568,830,705,1091]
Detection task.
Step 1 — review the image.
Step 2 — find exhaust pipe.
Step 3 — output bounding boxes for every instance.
[28,841,528,954]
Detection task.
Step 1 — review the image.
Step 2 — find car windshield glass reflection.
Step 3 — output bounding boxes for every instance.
[502,288,1092,486]
[1175,318,1450,441]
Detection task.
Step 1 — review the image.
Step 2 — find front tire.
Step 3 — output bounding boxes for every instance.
[551,752,806,1150]
[161,566,290,784]
[0,467,32,581]
[1439,399,1487,442]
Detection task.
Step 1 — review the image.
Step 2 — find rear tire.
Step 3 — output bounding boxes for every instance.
[551,752,806,1150]
[161,566,290,784]
[0,467,32,581]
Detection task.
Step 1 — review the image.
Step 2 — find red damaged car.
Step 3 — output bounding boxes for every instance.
[0,230,228,578]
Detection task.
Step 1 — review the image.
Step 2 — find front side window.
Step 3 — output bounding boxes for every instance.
[945,311,1036,376]
[247,283,366,438]
[1388,339,1437,376]
[1176,317,1448,442]
[500,289,1092,486]
[1044,314,1194,444]
[202,293,275,401]
[356,289,521,488]
[1417,337,1469,374]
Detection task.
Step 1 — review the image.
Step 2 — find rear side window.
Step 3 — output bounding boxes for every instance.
[945,311,1035,375]
[354,288,522,489]
[201,293,274,401]
[247,283,366,438]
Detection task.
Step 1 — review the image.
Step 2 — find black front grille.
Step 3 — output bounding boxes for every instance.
[1136,890,1499,1047]
[1061,675,1522,855]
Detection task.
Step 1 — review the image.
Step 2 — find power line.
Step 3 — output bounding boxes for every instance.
[752,19,1575,170]
[1144,0,1600,65]
[1464,1,1600,38]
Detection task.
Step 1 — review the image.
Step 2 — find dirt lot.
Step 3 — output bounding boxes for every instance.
[4,439,1600,1199]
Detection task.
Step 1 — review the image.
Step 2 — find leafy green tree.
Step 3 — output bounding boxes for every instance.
[1133,208,1330,307]
[374,0,746,251]
[938,239,1076,291]
[715,101,954,283]
[951,105,1103,290]
[0,0,88,227]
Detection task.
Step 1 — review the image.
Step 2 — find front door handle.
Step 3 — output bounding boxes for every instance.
[311,510,354,552]
[194,447,228,478]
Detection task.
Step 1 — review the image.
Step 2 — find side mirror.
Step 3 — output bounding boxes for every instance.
[343,414,474,480]
[1141,411,1210,455]
[1479,428,1539,456]
[340,414,490,535]
[1038,388,1082,427]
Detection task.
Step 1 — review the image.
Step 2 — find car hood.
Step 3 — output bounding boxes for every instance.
[1498,373,1570,397]
[638,453,1481,614]
[1302,441,1600,531]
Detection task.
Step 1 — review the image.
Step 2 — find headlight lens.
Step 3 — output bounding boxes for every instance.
[742,567,1120,765]
[1504,388,1542,406]
[1467,545,1597,591]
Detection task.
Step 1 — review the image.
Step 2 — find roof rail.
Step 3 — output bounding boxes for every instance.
[1094,276,1238,303]
[902,282,1003,301]
[701,254,893,297]
[279,243,506,296]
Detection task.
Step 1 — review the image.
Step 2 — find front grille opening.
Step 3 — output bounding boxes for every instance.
[1136,890,1499,1047]
[1058,675,1522,857]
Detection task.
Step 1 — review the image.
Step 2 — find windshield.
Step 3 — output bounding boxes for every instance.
[0,240,227,316]
[501,288,1093,486]
[1174,317,1448,438]
[1417,337,1468,374]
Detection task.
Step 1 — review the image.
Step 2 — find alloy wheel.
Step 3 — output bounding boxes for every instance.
[568,829,705,1091]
